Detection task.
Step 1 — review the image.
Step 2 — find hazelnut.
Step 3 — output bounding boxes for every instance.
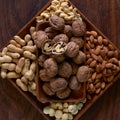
[64,25,73,38]
[77,66,90,82]
[39,69,51,82]
[73,51,86,64]
[56,87,71,99]
[44,58,58,77]
[53,34,69,43]
[50,78,68,92]
[35,30,48,48]
[38,54,48,67]
[69,76,81,90]
[49,15,65,31]
[44,27,58,39]
[65,42,79,58]
[72,20,86,36]
[42,83,55,96]
[58,62,72,78]
[70,37,84,49]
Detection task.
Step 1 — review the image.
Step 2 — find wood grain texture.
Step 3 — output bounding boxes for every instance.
[0,0,120,120]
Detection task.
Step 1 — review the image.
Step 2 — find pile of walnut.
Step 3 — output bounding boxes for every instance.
[85,31,120,99]
[0,26,37,96]
[34,15,90,99]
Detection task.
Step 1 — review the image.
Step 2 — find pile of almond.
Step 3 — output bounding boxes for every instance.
[85,31,120,99]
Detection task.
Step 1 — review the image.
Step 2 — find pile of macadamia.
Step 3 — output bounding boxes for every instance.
[34,13,90,99]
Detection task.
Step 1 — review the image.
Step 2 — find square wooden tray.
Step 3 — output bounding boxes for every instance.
[1,0,120,120]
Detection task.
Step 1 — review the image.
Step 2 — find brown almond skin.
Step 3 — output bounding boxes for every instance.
[77,66,90,82]
[90,60,97,67]
[50,78,68,92]
[97,36,103,45]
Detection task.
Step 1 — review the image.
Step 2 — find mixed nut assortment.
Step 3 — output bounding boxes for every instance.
[0,0,120,120]
[35,14,89,99]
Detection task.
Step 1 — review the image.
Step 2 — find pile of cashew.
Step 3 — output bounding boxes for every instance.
[36,0,82,23]
[0,26,37,96]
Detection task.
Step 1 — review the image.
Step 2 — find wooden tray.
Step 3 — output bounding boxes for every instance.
[1,0,120,120]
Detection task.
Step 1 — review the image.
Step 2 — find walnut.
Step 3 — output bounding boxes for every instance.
[52,42,67,55]
[70,62,79,75]
[64,25,73,38]
[65,41,79,58]
[70,37,84,49]
[53,34,69,43]
[41,39,54,55]
[51,54,65,63]
[69,76,81,90]
[39,69,51,82]
[38,54,48,67]
[77,66,90,82]
[35,30,48,48]
[49,15,65,31]
[58,62,72,78]
[44,58,58,77]
[42,82,55,96]
[50,77,68,92]
[72,20,86,36]
[56,87,71,99]
[73,51,86,64]
[44,27,58,39]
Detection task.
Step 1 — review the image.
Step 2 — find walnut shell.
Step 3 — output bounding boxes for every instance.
[35,30,48,48]
[44,27,58,39]
[73,51,86,64]
[65,41,79,58]
[58,62,72,78]
[77,66,90,82]
[53,34,69,43]
[50,77,68,92]
[69,76,81,90]
[51,54,65,63]
[38,54,48,67]
[42,83,55,96]
[39,69,51,82]
[70,37,84,49]
[49,15,65,31]
[56,87,71,99]
[70,62,79,75]
[64,25,73,38]
[72,20,86,36]
[44,58,58,78]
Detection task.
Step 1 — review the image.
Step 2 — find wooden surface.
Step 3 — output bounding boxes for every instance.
[0,0,120,120]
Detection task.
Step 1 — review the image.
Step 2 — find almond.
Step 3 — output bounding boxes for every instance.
[89,35,94,43]
[107,51,114,58]
[103,39,109,46]
[95,88,101,94]
[105,63,113,68]
[101,82,105,89]
[91,53,98,61]
[95,82,101,89]
[97,36,103,45]
[87,58,93,65]
[91,72,97,80]
[91,31,98,37]
[108,44,114,50]
[90,60,97,67]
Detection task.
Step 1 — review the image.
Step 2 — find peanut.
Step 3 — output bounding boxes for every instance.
[1,47,8,56]
[21,76,28,84]
[14,35,26,46]
[9,40,21,48]
[1,63,16,71]
[22,59,30,75]
[24,70,34,81]
[23,51,36,60]
[0,55,12,63]
[7,72,20,79]
[1,69,7,79]
[24,34,31,43]
[7,44,23,54]
[15,57,25,73]
[22,45,36,53]
[6,52,20,59]
[16,79,28,91]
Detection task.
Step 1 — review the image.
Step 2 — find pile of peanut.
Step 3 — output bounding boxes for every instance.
[85,31,120,99]
[0,26,37,96]
[36,0,82,23]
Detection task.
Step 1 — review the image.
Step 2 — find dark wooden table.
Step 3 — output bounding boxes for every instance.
[0,0,120,120]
